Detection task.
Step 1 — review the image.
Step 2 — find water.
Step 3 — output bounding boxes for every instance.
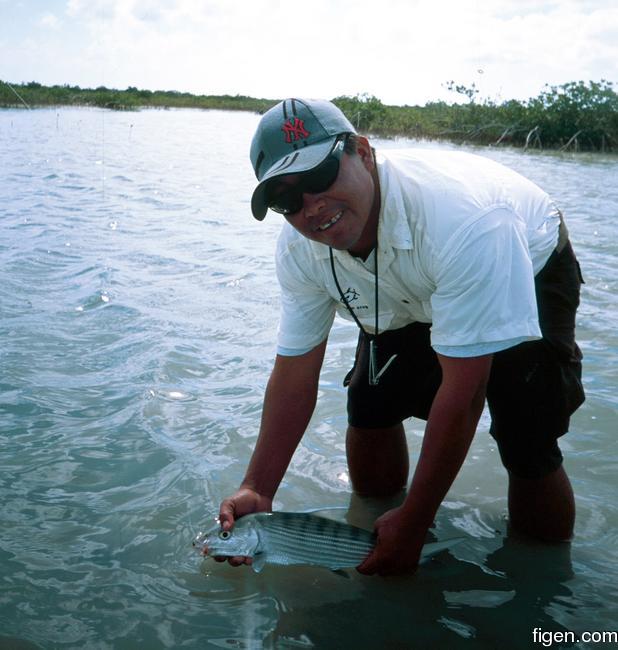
[0,107,616,649]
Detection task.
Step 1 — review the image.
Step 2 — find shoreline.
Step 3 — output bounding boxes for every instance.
[2,79,616,153]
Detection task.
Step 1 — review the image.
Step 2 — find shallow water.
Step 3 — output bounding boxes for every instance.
[1,107,616,649]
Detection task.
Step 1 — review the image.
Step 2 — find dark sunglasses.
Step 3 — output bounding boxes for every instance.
[267,139,345,215]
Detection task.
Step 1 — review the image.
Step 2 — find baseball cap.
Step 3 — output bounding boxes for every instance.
[250,98,356,220]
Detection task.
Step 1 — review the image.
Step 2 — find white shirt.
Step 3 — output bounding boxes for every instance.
[275,148,561,358]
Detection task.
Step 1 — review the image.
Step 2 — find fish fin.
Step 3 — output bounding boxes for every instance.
[420,537,465,562]
[252,553,267,573]
[298,506,348,515]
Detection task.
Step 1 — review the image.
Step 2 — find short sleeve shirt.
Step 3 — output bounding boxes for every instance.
[275,149,560,357]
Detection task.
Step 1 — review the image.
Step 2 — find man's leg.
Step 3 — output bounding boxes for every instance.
[508,465,575,542]
[346,423,409,497]
[344,324,438,498]
[488,239,583,544]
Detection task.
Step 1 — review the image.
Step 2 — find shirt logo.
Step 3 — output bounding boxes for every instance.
[336,287,368,311]
[341,287,360,304]
[282,118,310,143]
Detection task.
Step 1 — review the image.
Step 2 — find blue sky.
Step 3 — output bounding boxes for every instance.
[1,0,617,105]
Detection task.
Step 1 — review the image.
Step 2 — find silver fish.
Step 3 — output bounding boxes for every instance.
[193,511,462,573]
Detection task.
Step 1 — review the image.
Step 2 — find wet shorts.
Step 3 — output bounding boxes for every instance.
[345,241,585,479]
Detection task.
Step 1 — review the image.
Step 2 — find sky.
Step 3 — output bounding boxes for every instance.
[1,0,617,106]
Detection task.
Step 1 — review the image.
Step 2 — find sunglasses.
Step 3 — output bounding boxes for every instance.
[267,139,345,215]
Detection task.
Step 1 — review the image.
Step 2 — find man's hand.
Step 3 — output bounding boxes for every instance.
[216,487,272,567]
[356,506,427,576]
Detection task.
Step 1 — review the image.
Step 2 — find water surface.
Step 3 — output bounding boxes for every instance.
[1,107,617,649]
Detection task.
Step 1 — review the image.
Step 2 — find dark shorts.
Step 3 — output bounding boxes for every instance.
[346,241,585,479]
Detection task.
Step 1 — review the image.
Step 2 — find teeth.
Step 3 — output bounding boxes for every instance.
[317,211,342,231]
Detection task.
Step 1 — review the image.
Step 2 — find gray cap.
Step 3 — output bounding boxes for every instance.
[250,98,356,220]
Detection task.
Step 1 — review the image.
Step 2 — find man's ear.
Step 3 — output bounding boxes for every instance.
[356,136,374,171]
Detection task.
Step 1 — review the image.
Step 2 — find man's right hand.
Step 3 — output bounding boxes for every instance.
[213,344,327,567]
[216,487,273,567]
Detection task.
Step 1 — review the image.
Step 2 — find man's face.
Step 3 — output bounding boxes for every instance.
[268,137,379,257]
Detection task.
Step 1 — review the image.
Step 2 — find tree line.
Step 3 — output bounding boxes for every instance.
[1,79,616,152]
[333,80,617,152]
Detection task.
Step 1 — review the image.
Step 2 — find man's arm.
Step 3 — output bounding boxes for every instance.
[218,339,327,533]
[357,352,492,576]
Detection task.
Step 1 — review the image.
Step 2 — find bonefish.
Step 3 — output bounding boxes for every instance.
[193,511,462,573]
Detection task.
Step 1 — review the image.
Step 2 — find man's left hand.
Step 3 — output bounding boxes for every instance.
[356,506,427,576]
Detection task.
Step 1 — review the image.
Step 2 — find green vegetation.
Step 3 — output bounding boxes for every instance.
[333,81,617,152]
[0,80,274,113]
[2,79,617,152]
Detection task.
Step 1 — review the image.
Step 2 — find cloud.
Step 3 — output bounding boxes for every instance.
[65,0,115,20]
[4,0,616,104]
[39,12,61,29]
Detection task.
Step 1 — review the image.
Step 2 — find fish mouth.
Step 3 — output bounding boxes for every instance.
[194,543,209,556]
[316,210,343,232]
[192,535,210,556]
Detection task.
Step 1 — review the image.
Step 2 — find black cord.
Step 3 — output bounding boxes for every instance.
[328,246,378,339]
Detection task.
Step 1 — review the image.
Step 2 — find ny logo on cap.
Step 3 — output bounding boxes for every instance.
[282,118,310,144]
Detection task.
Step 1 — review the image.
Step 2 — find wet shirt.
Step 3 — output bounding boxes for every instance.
[275,148,560,357]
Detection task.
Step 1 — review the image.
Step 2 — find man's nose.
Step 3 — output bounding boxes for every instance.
[302,192,325,217]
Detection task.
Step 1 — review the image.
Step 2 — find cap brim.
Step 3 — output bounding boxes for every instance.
[251,137,337,220]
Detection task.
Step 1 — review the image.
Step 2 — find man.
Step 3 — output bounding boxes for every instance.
[217,98,585,576]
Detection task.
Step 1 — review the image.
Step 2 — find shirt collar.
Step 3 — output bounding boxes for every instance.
[308,151,415,262]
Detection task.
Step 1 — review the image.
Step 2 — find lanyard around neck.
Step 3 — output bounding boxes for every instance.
[329,246,397,385]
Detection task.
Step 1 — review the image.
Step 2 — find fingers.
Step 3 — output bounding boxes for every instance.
[218,498,236,532]
[356,550,419,577]
[356,552,379,576]
[215,498,249,567]
[213,555,252,567]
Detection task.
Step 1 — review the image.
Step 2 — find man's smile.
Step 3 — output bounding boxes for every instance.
[316,210,343,232]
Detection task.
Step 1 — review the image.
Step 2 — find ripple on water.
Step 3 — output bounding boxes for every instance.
[1,107,617,649]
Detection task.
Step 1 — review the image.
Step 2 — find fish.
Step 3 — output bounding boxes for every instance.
[193,511,463,573]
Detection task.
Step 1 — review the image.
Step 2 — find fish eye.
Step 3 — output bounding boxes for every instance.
[218,530,231,540]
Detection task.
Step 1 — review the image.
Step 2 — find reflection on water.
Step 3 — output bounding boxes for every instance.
[189,497,578,649]
[0,107,616,649]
